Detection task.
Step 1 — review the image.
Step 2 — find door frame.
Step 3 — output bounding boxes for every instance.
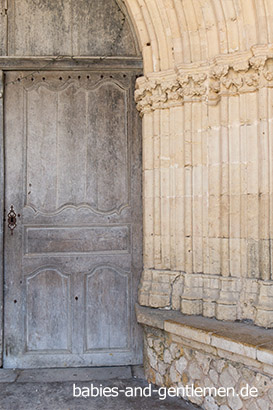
[0,56,143,367]
[0,70,3,368]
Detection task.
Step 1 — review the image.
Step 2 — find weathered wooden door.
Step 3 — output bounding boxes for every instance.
[3,70,142,368]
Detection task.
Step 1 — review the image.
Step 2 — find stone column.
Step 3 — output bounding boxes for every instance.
[136,45,273,328]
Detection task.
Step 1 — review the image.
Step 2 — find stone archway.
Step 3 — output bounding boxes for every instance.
[124,3,273,407]
[124,0,273,328]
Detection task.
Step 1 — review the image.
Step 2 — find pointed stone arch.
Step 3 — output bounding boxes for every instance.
[124,0,273,328]
[125,0,273,72]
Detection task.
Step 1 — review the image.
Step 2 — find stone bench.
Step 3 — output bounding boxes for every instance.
[136,304,273,409]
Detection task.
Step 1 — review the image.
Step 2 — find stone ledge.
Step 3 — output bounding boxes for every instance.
[135,304,273,375]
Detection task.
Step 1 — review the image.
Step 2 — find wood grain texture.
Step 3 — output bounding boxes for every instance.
[5,0,139,57]
[3,70,142,368]
[0,71,3,366]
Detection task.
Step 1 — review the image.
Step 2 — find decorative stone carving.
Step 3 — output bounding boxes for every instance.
[135,44,273,114]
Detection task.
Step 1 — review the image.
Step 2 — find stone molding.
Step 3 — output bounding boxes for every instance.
[135,44,273,114]
[138,269,273,328]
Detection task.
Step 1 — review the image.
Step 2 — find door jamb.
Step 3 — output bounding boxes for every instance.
[0,70,4,367]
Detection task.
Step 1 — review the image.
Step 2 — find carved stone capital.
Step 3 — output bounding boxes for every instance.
[135,43,273,115]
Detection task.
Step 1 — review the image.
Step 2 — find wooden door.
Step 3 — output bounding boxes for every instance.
[3,70,142,368]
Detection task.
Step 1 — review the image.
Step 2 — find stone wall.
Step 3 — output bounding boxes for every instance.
[144,326,273,410]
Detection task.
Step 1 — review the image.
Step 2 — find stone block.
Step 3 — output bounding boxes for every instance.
[216,348,263,370]
[138,293,150,306]
[153,339,164,356]
[0,369,18,383]
[164,320,211,345]
[257,343,273,366]
[169,342,180,359]
[253,373,272,395]
[219,368,237,388]
[149,293,170,308]
[203,301,216,318]
[147,337,154,348]
[169,362,180,383]
[262,363,273,376]
[163,349,172,364]
[257,398,270,410]
[216,303,237,321]
[158,360,168,376]
[147,347,158,370]
[209,369,219,385]
[195,351,211,375]
[211,335,256,360]
[188,362,202,379]
[227,364,240,383]
[203,396,218,410]
[171,334,218,356]
[155,372,164,386]
[227,395,243,410]
[175,356,188,374]
[181,299,203,315]
[255,309,273,328]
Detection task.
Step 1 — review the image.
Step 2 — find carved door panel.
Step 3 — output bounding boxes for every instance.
[3,71,142,368]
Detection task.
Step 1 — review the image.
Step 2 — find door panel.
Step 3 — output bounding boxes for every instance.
[3,71,142,368]
[85,266,129,351]
[26,268,71,352]
[25,79,129,214]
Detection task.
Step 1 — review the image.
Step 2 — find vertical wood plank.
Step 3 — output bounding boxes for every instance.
[0,70,3,366]
[0,0,7,55]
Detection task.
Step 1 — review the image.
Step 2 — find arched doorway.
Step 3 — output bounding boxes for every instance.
[1,0,143,368]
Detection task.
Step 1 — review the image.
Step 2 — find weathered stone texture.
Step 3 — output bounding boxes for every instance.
[136,51,273,327]
[120,1,273,329]
[143,327,273,409]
